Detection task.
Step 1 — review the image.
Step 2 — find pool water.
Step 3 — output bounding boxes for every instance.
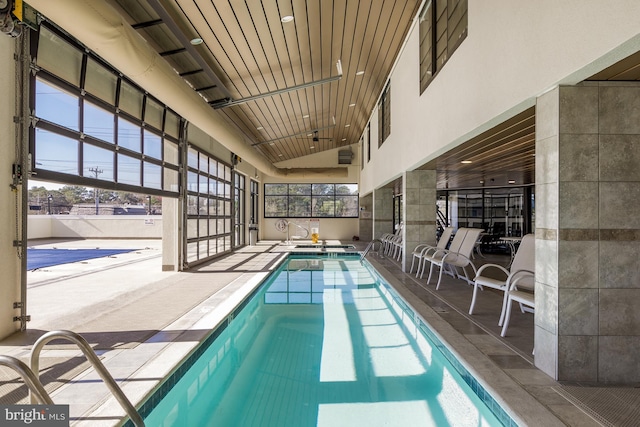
[143,255,505,426]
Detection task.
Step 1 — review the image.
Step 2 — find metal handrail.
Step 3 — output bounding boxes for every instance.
[360,239,383,261]
[0,355,53,404]
[30,330,145,427]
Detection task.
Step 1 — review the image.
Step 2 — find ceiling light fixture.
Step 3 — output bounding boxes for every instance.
[345,124,350,128]
[302,114,309,118]
[310,145,315,149]
[356,70,365,76]
[461,160,472,164]
[281,15,294,23]
[508,180,516,184]
[278,153,283,157]
[349,103,356,107]
[256,126,263,130]
[342,138,347,141]
[190,37,203,45]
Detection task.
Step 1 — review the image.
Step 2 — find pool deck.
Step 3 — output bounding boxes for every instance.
[0,238,630,426]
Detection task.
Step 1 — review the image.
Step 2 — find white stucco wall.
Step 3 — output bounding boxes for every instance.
[27,216,163,239]
[359,0,640,194]
[0,35,20,338]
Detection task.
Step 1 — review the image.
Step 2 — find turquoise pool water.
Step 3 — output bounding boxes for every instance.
[140,255,511,426]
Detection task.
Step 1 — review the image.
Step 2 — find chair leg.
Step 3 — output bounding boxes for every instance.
[409,256,416,274]
[500,298,514,337]
[469,284,481,314]
[435,265,445,290]
[498,289,510,326]
[427,263,436,284]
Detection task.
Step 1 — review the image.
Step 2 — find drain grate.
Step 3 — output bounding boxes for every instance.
[553,385,640,427]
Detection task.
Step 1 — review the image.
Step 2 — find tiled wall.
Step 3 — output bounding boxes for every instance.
[403,170,437,271]
[535,82,640,383]
[359,193,373,242]
[373,188,394,240]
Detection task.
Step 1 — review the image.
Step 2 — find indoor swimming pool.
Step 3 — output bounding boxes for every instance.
[135,254,514,426]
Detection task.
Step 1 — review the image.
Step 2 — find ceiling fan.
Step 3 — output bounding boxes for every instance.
[298,130,332,143]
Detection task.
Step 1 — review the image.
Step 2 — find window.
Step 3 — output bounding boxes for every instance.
[185,145,233,264]
[234,173,246,248]
[419,0,468,93]
[264,184,359,218]
[31,22,181,196]
[378,83,391,147]
[367,124,371,162]
[250,179,259,224]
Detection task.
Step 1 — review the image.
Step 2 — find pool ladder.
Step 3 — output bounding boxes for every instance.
[1,330,145,427]
[360,239,383,261]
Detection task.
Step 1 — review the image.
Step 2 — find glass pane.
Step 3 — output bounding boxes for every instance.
[187,220,198,239]
[36,79,79,130]
[165,111,180,138]
[187,171,198,192]
[199,152,208,173]
[312,184,334,195]
[290,184,311,195]
[209,219,217,235]
[164,140,179,165]
[187,242,198,262]
[119,80,143,119]
[163,168,179,193]
[209,161,217,179]
[265,195,287,217]
[85,58,117,104]
[188,147,199,169]
[225,218,231,233]
[199,240,208,258]
[217,219,224,236]
[335,196,359,217]
[265,184,288,195]
[117,118,141,152]
[224,164,231,182]
[143,162,162,189]
[35,129,78,175]
[336,183,358,195]
[312,196,334,217]
[144,130,162,159]
[224,183,231,199]
[217,200,225,216]
[117,153,140,186]
[199,219,208,237]
[208,179,217,196]
[187,195,198,215]
[37,27,82,86]
[217,162,225,179]
[83,143,114,182]
[145,97,164,130]
[199,174,208,193]
[209,238,217,256]
[289,196,311,216]
[84,101,114,143]
[208,201,216,216]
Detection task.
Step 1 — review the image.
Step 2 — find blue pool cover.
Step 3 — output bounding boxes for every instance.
[27,248,137,270]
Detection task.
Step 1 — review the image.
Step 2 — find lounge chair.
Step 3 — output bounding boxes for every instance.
[500,273,535,337]
[409,227,454,277]
[425,228,483,290]
[469,233,535,319]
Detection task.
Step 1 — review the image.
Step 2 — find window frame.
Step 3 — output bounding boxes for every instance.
[264,183,359,218]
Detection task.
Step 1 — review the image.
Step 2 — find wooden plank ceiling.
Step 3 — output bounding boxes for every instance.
[109,0,422,164]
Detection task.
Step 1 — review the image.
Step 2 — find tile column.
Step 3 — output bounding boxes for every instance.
[536,82,640,383]
[373,188,393,240]
[402,170,437,271]
[358,193,373,242]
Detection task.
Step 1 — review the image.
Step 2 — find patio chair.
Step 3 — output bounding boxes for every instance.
[409,227,454,276]
[500,273,535,337]
[469,233,535,319]
[426,228,483,290]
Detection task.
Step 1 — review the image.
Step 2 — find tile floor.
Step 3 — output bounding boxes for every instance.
[0,238,632,426]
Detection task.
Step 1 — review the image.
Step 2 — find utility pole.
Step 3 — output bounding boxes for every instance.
[89,167,103,215]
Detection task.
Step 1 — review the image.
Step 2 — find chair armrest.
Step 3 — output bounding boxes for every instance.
[475,263,509,280]
[506,270,535,291]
